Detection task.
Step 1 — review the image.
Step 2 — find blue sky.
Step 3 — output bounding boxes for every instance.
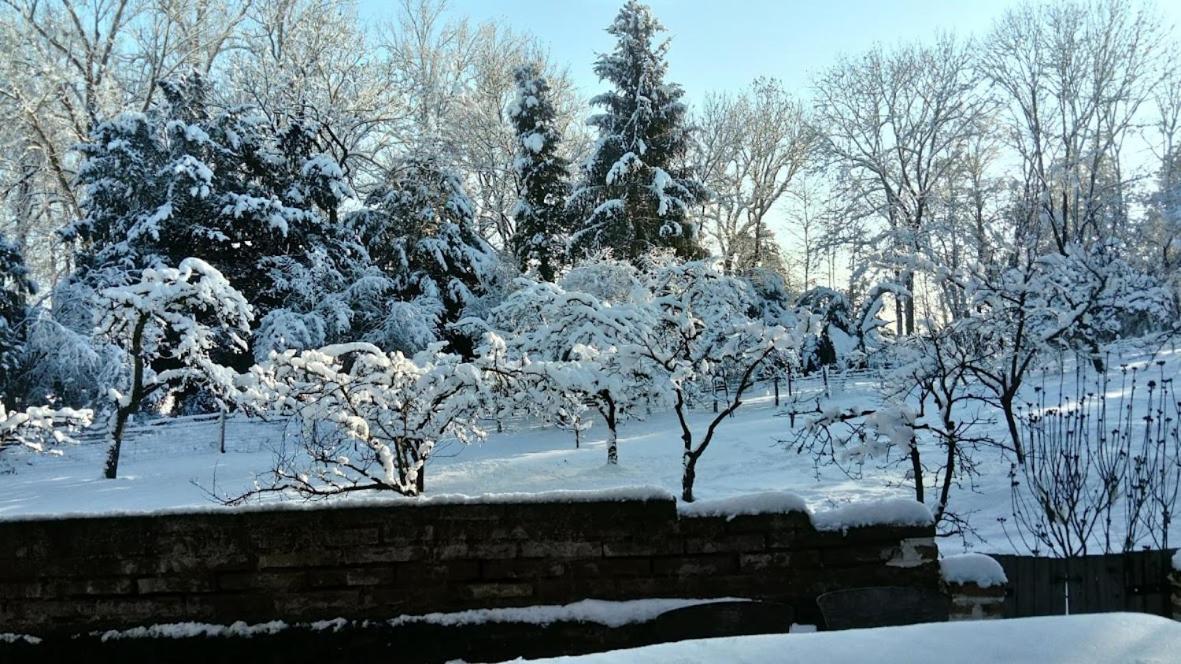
[357,0,1181,106]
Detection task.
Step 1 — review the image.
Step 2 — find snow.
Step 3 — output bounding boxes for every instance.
[78,599,749,643]
[0,484,676,522]
[677,492,808,519]
[522,132,546,153]
[810,498,933,533]
[940,554,1008,588]
[516,613,1181,664]
[99,620,288,641]
[0,633,41,645]
[1173,549,1181,572]
[390,598,747,629]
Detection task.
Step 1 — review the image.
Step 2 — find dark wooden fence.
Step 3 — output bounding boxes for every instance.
[993,549,1177,618]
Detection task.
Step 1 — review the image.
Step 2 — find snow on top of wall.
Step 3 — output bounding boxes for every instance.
[0,481,931,536]
[388,597,748,629]
[677,492,808,519]
[810,498,934,533]
[411,486,677,506]
[0,486,677,522]
[680,492,932,533]
[940,553,1008,588]
[0,633,42,645]
[1173,549,1181,572]
[99,620,288,642]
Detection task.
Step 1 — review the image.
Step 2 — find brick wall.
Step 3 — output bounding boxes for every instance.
[0,495,942,636]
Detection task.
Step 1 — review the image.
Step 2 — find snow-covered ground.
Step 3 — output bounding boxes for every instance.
[515,612,1181,664]
[2,346,1178,556]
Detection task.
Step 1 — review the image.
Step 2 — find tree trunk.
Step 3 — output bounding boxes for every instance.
[1001,392,1026,465]
[606,426,618,465]
[602,393,618,465]
[682,451,697,503]
[909,437,924,504]
[103,410,128,480]
[104,316,147,480]
[904,271,916,335]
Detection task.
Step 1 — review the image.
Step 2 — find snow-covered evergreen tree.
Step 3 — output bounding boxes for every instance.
[568,0,706,262]
[93,258,253,479]
[0,232,34,400]
[347,155,499,356]
[64,72,351,366]
[507,63,572,282]
[795,287,856,373]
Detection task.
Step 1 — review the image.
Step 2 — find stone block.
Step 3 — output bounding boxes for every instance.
[652,554,738,577]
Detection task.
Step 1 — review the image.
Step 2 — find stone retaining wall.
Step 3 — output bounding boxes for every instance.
[0,494,942,636]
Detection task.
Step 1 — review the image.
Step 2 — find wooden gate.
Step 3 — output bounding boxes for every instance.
[992,549,1177,617]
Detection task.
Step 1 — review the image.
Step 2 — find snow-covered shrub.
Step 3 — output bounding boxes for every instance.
[558,253,645,304]
[254,244,441,359]
[13,278,125,410]
[94,258,253,479]
[961,243,1175,463]
[792,327,989,532]
[0,404,92,457]
[243,341,503,498]
[488,278,663,464]
[630,260,798,501]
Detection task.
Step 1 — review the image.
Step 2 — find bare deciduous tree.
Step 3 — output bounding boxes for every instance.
[813,35,986,335]
[695,78,812,276]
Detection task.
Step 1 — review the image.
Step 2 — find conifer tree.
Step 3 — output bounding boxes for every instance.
[569,0,706,263]
[347,155,497,355]
[63,72,351,365]
[507,64,572,282]
[0,233,34,393]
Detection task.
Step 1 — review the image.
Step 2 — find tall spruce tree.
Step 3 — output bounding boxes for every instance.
[508,64,572,282]
[0,233,34,395]
[347,155,497,356]
[63,72,351,366]
[569,0,706,263]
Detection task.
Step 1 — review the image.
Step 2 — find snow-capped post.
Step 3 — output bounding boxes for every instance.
[568,0,706,263]
[627,260,797,502]
[1171,552,1181,622]
[93,259,253,479]
[940,554,1008,620]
